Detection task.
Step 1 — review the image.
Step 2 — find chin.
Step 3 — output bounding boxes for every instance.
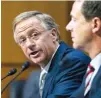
[32,57,45,65]
[73,43,78,49]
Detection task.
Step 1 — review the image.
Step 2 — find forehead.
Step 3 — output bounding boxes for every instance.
[14,17,45,34]
[71,1,83,17]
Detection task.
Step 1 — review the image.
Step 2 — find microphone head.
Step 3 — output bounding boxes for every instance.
[21,61,30,71]
[7,68,17,76]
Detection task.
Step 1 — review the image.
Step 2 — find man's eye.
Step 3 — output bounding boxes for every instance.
[33,33,38,36]
[31,33,39,38]
[19,38,26,44]
[72,17,77,22]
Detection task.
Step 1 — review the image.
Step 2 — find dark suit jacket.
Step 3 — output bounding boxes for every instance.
[70,66,101,98]
[42,41,91,98]
[11,41,90,98]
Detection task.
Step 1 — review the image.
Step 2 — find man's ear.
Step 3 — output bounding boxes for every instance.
[92,17,101,34]
[50,28,58,42]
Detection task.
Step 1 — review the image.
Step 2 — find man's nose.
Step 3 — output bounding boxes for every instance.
[66,21,72,32]
[25,38,35,49]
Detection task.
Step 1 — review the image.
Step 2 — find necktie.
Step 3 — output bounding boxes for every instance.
[39,71,47,97]
[84,64,94,96]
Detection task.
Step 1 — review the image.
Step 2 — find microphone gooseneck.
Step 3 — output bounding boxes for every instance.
[1,68,17,81]
[1,61,30,94]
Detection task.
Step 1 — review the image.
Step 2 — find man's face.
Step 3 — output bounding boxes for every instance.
[14,17,57,66]
[66,2,92,50]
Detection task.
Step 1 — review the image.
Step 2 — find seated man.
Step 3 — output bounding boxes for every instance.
[13,11,91,98]
[66,0,101,98]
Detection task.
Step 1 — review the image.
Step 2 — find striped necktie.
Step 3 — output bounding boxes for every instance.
[84,64,94,96]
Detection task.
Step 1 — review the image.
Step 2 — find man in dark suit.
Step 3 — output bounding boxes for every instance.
[13,11,90,98]
[66,0,101,98]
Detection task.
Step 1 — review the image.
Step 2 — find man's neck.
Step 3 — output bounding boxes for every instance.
[88,42,101,59]
[39,43,60,69]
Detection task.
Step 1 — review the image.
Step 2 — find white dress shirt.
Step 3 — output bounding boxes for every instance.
[84,53,101,96]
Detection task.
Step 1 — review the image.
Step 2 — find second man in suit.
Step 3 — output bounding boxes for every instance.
[66,0,101,98]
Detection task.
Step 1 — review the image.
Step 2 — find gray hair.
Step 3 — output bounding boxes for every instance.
[13,11,60,42]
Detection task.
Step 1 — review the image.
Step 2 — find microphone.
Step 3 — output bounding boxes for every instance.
[1,68,17,81]
[1,61,30,94]
[21,61,30,71]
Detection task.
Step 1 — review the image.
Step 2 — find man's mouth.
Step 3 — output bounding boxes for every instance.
[29,51,39,57]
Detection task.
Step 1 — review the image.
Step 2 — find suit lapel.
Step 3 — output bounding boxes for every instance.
[42,41,71,98]
[76,74,85,98]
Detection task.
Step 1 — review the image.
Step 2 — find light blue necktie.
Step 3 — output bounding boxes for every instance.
[39,71,47,97]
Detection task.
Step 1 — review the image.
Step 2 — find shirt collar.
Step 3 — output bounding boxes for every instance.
[90,53,101,71]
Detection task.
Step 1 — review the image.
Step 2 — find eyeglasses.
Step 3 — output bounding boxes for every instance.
[16,29,51,46]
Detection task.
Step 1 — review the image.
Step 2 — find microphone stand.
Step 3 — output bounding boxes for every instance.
[1,70,22,94]
[1,68,17,81]
[1,61,30,94]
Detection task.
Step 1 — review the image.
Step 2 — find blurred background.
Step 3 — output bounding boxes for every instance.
[1,1,73,98]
